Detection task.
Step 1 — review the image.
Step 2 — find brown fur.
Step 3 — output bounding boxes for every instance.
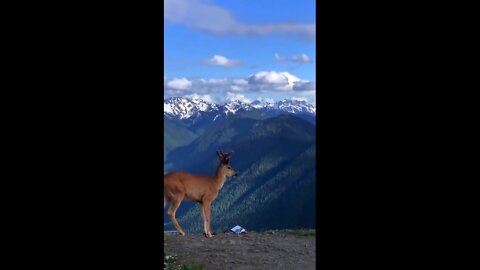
[164,151,237,238]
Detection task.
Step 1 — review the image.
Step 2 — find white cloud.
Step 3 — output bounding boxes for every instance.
[229,85,246,92]
[292,97,309,102]
[205,55,240,67]
[186,93,214,103]
[291,54,312,63]
[293,90,315,98]
[256,97,275,103]
[274,53,314,63]
[166,77,192,90]
[164,0,315,41]
[206,78,228,85]
[274,53,284,61]
[249,71,289,85]
[292,81,316,102]
[248,71,301,92]
[164,71,315,103]
[226,78,248,92]
[232,79,248,86]
[293,81,316,91]
[226,93,251,103]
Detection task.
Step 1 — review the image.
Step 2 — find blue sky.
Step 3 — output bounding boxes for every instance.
[164,0,316,105]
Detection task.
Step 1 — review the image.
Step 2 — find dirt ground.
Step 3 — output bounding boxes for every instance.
[164,231,316,270]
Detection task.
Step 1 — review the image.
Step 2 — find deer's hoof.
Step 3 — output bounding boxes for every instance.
[179,232,186,236]
[204,232,213,238]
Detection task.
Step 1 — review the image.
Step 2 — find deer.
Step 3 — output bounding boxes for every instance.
[164,150,237,238]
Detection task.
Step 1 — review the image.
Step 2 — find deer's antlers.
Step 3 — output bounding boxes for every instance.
[216,150,234,164]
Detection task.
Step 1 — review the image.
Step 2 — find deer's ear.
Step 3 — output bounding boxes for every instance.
[216,151,223,159]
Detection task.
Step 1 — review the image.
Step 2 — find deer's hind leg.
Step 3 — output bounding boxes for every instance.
[167,195,186,236]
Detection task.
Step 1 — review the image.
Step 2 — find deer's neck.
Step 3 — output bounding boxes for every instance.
[213,166,228,191]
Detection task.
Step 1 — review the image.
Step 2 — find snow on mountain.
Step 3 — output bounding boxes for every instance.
[277,99,316,114]
[224,99,255,115]
[251,98,275,109]
[164,97,220,119]
[164,97,316,120]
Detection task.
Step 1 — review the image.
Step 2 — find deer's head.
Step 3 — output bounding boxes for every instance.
[216,150,238,178]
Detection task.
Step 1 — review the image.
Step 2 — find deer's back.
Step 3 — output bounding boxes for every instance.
[164,172,212,189]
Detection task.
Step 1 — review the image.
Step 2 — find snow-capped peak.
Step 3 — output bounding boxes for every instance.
[276,99,316,114]
[251,98,275,109]
[164,97,220,119]
[224,99,255,115]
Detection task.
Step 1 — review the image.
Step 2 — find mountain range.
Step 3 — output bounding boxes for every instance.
[163,97,316,233]
[164,97,315,122]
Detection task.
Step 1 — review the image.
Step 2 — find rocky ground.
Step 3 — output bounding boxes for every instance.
[164,230,316,270]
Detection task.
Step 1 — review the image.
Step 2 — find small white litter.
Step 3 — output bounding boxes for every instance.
[230,225,246,234]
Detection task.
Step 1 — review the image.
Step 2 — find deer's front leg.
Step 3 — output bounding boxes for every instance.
[202,201,213,238]
[200,203,208,237]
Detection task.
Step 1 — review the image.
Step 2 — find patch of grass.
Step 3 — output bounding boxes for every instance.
[265,228,316,236]
[293,229,316,236]
[164,236,204,270]
[164,253,204,270]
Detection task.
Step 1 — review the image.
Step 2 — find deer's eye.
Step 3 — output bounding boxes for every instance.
[227,166,231,169]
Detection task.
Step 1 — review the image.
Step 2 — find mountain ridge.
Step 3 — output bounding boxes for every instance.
[164,97,316,121]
